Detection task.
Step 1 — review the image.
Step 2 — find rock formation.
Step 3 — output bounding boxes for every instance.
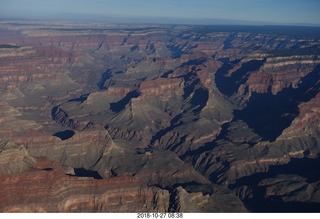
[0,20,319,212]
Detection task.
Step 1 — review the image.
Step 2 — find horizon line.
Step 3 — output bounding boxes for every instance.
[1,14,320,27]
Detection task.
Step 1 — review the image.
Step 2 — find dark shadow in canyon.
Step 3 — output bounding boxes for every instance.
[149,114,184,147]
[97,69,112,90]
[190,87,209,114]
[223,33,236,50]
[109,90,140,113]
[215,59,319,142]
[234,64,320,141]
[161,70,174,78]
[53,130,75,140]
[68,93,89,103]
[0,44,21,49]
[166,42,183,58]
[229,156,320,212]
[182,71,200,99]
[215,59,265,97]
[179,58,206,68]
[73,168,103,179]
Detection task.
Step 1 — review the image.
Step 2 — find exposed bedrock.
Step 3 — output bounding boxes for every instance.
[1,22,320,212]
[0,161,170,212]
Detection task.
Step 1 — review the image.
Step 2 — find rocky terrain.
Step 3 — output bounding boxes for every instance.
[0,20,319,212]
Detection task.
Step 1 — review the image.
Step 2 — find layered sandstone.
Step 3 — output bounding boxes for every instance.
[0,20,319,212]
[0,160,170,212]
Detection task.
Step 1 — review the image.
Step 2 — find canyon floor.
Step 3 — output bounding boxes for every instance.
[0,20,320,212]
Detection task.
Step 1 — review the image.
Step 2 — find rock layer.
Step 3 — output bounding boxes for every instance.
[1,21,320,212]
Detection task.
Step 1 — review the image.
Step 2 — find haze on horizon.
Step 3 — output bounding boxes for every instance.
[1,0,319,26]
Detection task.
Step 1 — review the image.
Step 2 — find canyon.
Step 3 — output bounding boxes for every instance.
[0,20,319,212]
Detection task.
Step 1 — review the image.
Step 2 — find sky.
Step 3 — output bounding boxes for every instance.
[1,0,319,25]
